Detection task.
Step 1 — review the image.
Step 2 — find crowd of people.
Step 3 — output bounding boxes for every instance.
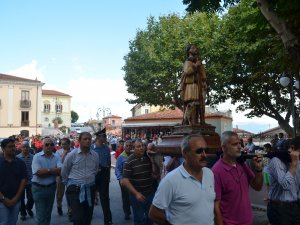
[0,130,299,225]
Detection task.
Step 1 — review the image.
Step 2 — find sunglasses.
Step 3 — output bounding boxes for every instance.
[45,143,55,147]
[195,147,208,154]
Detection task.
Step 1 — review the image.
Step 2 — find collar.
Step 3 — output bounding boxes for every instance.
[41,151,54,158]
[120,151,130,158]
[220,159,238,171]
[76,148,91,154]
[179,164,192,178]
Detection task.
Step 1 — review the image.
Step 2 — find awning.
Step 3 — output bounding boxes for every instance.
[122,122,180,128]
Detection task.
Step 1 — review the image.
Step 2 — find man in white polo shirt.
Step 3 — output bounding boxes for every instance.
[148,134,222,225]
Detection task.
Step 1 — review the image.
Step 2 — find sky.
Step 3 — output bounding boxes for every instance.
[0,0,279,133]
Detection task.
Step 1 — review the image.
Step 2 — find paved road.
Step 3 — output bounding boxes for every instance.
[17,167,270,225]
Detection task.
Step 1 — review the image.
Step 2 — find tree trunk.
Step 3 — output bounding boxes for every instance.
[256,0,300,70]
[277,117,294,137]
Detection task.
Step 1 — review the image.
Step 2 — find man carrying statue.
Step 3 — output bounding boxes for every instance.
[179,44,207,125]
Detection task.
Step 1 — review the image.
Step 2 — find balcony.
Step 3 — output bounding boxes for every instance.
[56,109,62,114]
[21,121,29,127]
[20,100,31,108]
[44,109,50,113]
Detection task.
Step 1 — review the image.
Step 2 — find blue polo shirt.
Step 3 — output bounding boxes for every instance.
[0,156,27,199]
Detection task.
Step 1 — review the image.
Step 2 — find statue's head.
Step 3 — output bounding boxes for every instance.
[186,44,198,57]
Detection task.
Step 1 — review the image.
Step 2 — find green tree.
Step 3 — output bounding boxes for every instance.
[123,3,298,136]
[182,0,300,78]
[123,13,219,109]
[182,0,300,135]
[52,117,63,124]
[71,110,79,123]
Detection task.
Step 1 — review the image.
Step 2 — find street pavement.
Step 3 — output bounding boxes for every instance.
[17,166,270,225]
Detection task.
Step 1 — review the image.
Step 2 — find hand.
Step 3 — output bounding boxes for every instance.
[290,151,300,165]
[135,192,145,202]
[36,169,50,176]
[3,197,17,208]
[251,154,263,171]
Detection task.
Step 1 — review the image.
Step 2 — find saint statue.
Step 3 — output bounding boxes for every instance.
[179,44,207,125]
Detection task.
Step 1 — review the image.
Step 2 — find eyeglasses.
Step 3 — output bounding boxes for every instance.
[45,143,55,147]
[195,147,208,155]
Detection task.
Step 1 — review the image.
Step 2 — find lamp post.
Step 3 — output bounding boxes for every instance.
[279,74,299,137]
[96,106,111,130]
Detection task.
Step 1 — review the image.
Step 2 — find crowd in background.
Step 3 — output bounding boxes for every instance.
[0,130,299,225]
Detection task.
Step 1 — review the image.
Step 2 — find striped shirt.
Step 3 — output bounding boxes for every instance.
[268,157,300,201]
[17,153,34,184]
[123,154,154,196]
[61,148,99,186]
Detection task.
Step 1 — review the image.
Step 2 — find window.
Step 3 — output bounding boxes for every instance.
[21,111,29,126]
[20,90,31,108]
[55,104,63,113]
[112,120,115,126]
[21,90,29,101]
[145,109,149,114]
[44,104,50,113]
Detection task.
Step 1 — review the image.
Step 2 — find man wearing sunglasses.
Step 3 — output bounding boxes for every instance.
[212,131,263,225]
[149,134,220,225]
[31,138,62,225]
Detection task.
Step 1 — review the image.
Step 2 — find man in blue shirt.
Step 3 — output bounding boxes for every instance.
[115,140,132,220]
[31,138,62,225]
[0,138,27,225]
[92,133,113,225]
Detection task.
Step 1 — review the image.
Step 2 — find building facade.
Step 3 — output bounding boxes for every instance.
[130,104,162,117]
[0,73,44,137]
[123,107,232,139]
[42,90,72,130]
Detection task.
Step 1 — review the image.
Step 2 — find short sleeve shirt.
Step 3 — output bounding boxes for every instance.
[152,165,215,225]
[0,157,27,199]
[123,154,153,196]
[212,159,255,225]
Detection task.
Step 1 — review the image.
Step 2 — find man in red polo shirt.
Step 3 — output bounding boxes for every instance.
[212,131,263,225]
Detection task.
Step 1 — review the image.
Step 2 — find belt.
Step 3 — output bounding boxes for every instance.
[32,182,56,188]
[270,200,300,207]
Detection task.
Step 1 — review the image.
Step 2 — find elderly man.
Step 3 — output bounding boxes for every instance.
[122,139,160,225]
[31,138,62,225]
[0,138,27,225]
[149,134,220,225]
[115,140,132,220]
[62,132,99,225]
[212,131,263,225]
[17,141,34,221]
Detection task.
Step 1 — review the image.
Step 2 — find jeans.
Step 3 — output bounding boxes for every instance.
[32,183,56,225]
[129,192,154,225]
[66,185,96,225]
[0,201,21,225]
[20,184,34,216]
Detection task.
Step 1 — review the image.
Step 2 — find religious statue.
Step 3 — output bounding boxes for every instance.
[179,44,207,125]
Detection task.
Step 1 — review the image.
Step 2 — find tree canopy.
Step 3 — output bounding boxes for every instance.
[71,110,79,123]
[123,0,299,135]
